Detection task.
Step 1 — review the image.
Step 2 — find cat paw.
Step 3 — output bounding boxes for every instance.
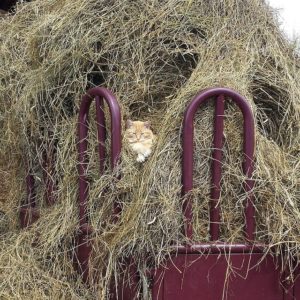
[137,155,146,162]
[143,149,151,157]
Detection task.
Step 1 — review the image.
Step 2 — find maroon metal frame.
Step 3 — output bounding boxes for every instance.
[19,171,40,228]
[75,87,121,282]
[19,86,298,297]
[182,87,255,242]
[20,144,57,229]
[42,139,57,206]
[151,254,286,300]
[149,88,297,300]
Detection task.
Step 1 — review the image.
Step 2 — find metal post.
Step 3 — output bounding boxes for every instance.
[19,170,39,228]
[210,94,225,241]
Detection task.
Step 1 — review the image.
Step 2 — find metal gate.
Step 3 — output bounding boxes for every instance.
[19,86,299,299]
[75,87,121,282]
[74,87,298,299]
[150,87,296,300]
[20,138,57,228]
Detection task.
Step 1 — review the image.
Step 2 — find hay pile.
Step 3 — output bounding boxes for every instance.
[0,0,299,298]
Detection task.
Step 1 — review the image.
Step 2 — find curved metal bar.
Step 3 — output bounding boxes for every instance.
[78,87,121,226]
[182,87,255,241]
[76,87,121,282]
[95,95,107,174]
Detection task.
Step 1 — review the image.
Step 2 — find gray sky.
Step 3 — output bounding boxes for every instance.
[267,0,300,39]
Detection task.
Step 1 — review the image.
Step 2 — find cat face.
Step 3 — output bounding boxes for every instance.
[125,120,154,143]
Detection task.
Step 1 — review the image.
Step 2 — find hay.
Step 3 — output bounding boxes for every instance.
[0,0,299,298]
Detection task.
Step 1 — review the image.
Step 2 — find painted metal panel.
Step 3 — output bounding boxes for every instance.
[153,253,283,300]
[294,272,300,299]
[149,88,294,299]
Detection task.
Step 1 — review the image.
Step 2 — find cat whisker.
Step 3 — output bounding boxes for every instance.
[147,217,156,225]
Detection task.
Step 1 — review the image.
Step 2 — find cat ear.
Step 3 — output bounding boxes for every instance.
[144,121,151,129]
[126,120,133,128]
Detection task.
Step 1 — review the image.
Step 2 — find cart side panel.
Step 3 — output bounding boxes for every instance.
[153,253,283,300]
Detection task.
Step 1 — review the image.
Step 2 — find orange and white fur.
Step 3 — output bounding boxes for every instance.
[125,120,155,162]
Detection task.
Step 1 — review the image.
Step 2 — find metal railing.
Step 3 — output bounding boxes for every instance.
[182,87,255,244]
[76,87,121,281]
[20,141,57,228]
[19,171,39,228]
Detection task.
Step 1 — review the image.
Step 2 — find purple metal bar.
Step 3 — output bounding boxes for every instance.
[95,96,107,174]
[182,87,255,241]
[20,134,58,228]
[20,171,39,228]
[76,87,121,282]
[78,87,121,226]
[42,144,57,206]
[173,243,265,254]
[26,171,36,208]
[210,94,225,241]
[74,223,93,282]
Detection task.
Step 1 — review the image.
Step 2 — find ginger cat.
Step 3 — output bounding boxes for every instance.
[125,120,155,162]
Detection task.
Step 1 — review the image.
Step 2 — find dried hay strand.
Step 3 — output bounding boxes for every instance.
[0,0,299,298]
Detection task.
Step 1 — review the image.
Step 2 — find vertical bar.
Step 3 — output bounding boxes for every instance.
[78,94,90,227]
[78,88,121,227]
[95,94,121,219]
[77,87,121,282]
[182,106,195,240]
[26,171,36,207]
[20,169,39,228]
[282,263,295,300]
[210,94,225,241]
[95,96,106,174]
[242,106,255,241]
[42,141,57,206]
[105,92,122,217]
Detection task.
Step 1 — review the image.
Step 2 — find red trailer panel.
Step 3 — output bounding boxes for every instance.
[149,88,297,300]
[153,254,283,300]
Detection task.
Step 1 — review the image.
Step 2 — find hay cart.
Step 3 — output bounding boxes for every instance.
[20,87,299,299]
